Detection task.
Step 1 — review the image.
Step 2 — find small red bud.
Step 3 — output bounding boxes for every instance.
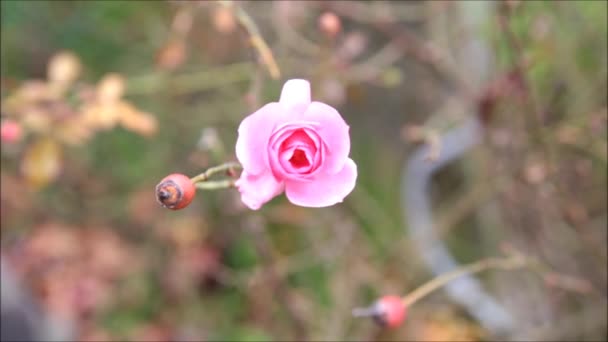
[318,12,341,38]
[156,173,195,210]
[375,295,407,328]
[353,295,406,329]
[1,119,23,143]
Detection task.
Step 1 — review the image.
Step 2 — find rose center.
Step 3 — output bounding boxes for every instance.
[270,126,322,178]
[289,148,310,168]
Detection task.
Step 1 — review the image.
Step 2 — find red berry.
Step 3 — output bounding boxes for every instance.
[375,295,406,328]
[156,173,195,210]
[1,119,23,143]
[318,12,341,38]
[353,295,407,329]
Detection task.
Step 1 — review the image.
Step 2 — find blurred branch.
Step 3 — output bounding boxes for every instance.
[435,182,493,238]
[218,1,281,79]
[402,254,528,307]
[402,249,595,308]
[497,3,544,136]
[346,184,402,253]
[271,2,323,58]
[245,216,307,340]
[524,301,607,340]
[238,222,352,288]
[126,62,253,96]
[344,41,405,83]
[324,1,477,98]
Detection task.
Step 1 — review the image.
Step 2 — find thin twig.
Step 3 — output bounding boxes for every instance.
[271,2,323,58]
[126,62,253,96]
[435,182,493,238]
[497,3,543,129]
[324,1,476,100]
[402,255,528,307]
[219,1,281,79]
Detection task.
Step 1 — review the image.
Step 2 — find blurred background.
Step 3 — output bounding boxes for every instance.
[1,1,606,341]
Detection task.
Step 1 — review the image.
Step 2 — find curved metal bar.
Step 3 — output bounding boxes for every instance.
[402,117,516,337]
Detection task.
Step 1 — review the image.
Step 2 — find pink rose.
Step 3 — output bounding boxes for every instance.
[235,79,357,210]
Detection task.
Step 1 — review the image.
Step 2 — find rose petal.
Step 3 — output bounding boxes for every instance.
[235,102,283,174]
[279,79,311,112]
[268,124,320,181]
[280,129,315,151]
[235,170,284,210]
[284,158,357,207]
[301,102,350,174]
[300,127,324,172]
[269,122,319,150]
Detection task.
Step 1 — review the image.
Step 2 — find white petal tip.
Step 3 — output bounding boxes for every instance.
[280,79,311,108]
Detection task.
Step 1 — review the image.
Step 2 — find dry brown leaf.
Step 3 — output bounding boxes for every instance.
[21,137,63,189]
[413,315,484,342]
[21,108,53,133]
[3,81,55,113]
[56,116,94,146]
[47,51,81,86]
[80,103,119,130]
[156,40,187,71]
[96,73,125,104]
[118,103,158,137]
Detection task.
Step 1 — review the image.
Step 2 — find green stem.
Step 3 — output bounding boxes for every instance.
[195,179,236,190]
[190,162,242,184]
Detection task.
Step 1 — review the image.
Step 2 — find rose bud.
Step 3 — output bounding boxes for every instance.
[318,12,341,38]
